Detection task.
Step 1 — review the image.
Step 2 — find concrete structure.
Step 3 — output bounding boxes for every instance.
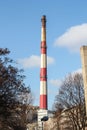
[80,46,87,130]
[38,15,48,130]
[40,15,47,110]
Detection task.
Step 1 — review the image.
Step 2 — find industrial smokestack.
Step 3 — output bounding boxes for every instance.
[40,15,48,109]
[38,15,48,130]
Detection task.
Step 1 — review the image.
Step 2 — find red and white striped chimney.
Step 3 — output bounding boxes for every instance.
[40,15,48,110]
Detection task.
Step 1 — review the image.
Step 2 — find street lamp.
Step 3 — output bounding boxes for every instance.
[41,116,48,130]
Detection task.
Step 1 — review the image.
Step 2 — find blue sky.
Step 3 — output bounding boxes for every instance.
[0,0,87,109]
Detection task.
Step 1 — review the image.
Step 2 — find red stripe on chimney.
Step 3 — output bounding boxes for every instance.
[41,41,47,54]
[40,95,47,109]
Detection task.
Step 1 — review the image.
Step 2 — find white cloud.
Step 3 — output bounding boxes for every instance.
[54,23,87,52]
[70,68,82,78]
[18,55,40,68]
[49,79,62,87]
[18,55,55,69]
[49,68,82,87]
[72,68,82,74]
[47,56,55,65]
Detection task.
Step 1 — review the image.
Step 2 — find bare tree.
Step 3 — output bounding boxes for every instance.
[0,48,33,130]
[54,73,86,130]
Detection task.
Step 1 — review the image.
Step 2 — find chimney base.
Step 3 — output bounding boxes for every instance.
[38,109,48,130]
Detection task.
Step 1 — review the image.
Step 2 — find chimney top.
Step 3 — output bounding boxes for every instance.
[41,15,46,27]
